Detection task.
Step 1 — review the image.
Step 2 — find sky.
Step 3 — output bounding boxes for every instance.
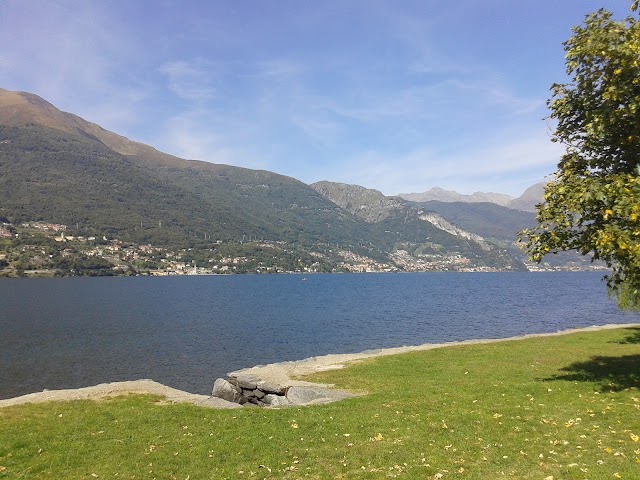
[0,1,633,197]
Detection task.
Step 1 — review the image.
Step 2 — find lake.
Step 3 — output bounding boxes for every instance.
[0,272,637,399]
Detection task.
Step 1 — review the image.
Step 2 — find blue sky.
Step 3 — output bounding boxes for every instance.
[0,1,633,196]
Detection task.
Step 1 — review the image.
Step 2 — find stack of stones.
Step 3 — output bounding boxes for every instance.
[211,373,355,408]
[212,373,290,407]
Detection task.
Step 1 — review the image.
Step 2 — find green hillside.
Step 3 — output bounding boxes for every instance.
[414,200,536,242]
[0,124,374,252]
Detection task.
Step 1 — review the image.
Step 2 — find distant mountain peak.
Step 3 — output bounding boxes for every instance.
[0,88,190,168]
[0,88,87,135]
[507,182,546,212]
[311,181,402,223]
[397,182,546,212]
[398,187,514,207]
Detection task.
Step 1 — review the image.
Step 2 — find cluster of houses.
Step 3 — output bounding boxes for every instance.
[2,221,609,276]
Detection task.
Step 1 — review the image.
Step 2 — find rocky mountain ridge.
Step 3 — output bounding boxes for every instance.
[398,184,545,212]
[398,187,515,206]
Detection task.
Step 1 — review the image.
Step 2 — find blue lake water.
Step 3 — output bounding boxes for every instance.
[0,272,638,399]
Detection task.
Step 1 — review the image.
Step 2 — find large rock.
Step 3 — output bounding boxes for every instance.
[263,394,292,407]
[214,374,355,408]
[258,381,288,395]
[241,388,256,398]
[229,375,288,395]
[212,378,244,404]
[286,386,355,405]
[228,374,260,390]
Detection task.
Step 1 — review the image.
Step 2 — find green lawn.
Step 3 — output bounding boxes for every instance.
[1,327,639,479]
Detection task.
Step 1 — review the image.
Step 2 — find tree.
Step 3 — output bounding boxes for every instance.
[519,7,640,309]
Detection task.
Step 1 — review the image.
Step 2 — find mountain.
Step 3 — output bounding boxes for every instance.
[411,201,536,243]
[0,88,551,274]
[1,88,380,253]
[312,178,536,245]
[310,181,402,223]
[310,181,527,270]
[0,88,186,167]
[507,182,546,212]
[398,183,547,212]
[398,187,514,206]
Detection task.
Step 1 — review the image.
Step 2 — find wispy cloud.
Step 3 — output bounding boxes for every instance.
[333,126,562,196]
[290,114,343,150]
[159,59,218,102]
[0,0,149,133]
[255,58,303,79]
[155,108,274,171]
[445,77,544,117]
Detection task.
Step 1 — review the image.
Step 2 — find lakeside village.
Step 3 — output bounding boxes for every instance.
[0,221,607,277]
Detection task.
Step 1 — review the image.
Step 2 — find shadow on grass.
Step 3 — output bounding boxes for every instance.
[545,354,640,392]
[613,327,640,345]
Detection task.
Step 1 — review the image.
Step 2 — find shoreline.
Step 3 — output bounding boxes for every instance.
[1,322,638,409]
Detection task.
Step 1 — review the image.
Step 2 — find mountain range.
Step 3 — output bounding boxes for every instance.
[398,184,545,212]
[0,87,564,274]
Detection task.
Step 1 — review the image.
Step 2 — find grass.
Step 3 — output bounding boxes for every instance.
[1,327,639,479]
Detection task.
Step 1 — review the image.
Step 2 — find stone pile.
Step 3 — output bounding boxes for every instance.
[211,373,354,408]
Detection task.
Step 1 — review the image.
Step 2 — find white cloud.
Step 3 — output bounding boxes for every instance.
[332,127,563,196]
[159,59,218,102]
[447,77,545,117]
[155,108,273,171]
[290,114,343,150]
[256,58,303,79]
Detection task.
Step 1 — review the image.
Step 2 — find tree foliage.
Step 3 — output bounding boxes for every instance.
[520,8,640,308]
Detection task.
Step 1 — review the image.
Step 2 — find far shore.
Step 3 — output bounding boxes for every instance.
[1,322,638,409]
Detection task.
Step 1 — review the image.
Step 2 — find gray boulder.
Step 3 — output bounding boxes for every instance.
[212,378,244,404]
[258,381,288,395]
[229,374,260,390]
[286,386,354,405]
[263,394,292,407]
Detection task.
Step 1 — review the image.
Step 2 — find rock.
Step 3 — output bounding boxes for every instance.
[286,386,355,406]
[258,381,288,395]
[213,373,355,408]
[230,374,260,390]
[242,388,256,398]
[285,387,330,405]
[212,378,243,403]
[263,394,292,407]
